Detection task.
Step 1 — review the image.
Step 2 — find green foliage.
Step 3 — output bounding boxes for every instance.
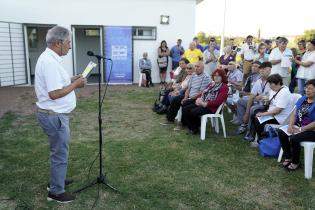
[295,29,315,43]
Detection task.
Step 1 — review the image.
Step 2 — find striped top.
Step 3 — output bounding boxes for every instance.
[188,72,211,98]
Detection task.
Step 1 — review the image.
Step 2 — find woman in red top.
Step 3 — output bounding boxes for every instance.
[181,69,229,134]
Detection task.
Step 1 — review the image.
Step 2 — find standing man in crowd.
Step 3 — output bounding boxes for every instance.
[268,37,293,86]
[193,37,204,52]
[170,39,185,71]
[240,35,256,84]
[35,26,87,203]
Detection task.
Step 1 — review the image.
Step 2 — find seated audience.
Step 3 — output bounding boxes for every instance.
[161,61,211,124]
[181,69,229,134]
[218,46,236,71]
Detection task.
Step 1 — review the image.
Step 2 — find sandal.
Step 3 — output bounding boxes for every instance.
[286,163,301,171]
[279,159,291,168]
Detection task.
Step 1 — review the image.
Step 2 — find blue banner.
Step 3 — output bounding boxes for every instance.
[104,26,133,84]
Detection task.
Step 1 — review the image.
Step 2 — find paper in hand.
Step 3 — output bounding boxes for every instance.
[82,61,97,78]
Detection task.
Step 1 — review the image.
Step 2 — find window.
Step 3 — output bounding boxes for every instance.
[84,29,100,37]
[132,27,156,40]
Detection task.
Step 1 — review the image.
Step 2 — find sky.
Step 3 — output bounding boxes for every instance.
[196,0,315,38]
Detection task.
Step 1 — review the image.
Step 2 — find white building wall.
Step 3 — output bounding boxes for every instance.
[0,0,196,83]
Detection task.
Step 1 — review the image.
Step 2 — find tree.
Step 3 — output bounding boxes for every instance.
[295,29,315,43]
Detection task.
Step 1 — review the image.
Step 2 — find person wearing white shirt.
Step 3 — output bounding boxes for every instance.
[268,37,293,86]
[240,35,256,83]
[35,26,86,203]
[203,41,219,76]
[255,74,293,140]
[226,61,243,124]
[294,39,315,95]
[241,62,272,141]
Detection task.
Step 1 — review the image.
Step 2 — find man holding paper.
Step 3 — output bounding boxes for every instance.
[269,37,293,86]
[277,79,315,171]
[35,26,86,203]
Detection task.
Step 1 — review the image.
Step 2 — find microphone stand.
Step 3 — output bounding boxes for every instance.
[74,55,118,194]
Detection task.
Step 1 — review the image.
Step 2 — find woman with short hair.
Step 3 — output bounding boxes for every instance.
[277,79,315,171]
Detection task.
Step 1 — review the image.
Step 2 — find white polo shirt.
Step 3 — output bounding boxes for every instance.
[240,43,256,61]
[296,50,315,80]
[35,48,76,113]
[269,47,293,78]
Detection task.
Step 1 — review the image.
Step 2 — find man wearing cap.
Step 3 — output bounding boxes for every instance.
[238,62,272,142]
[240,35,256,84]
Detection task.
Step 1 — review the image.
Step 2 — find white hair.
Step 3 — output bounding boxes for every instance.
[46,26,71,44]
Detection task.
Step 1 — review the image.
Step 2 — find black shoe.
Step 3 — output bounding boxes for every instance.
[47,191,75,203]
[156,105,168,114]
[47,179,74,191]
[243,134,254,142]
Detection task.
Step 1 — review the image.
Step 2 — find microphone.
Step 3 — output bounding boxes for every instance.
[87,51,112,61]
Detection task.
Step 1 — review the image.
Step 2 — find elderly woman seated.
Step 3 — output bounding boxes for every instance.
[181,68,229,134]
[277,79,315,171]
[254,74,293,140]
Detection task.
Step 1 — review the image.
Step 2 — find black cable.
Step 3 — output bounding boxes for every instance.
[100,59,113,109]
[90,183,100,210]
[86,152,100,183]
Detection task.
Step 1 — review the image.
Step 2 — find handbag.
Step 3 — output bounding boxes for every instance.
[157,56,168,68]
[259,128,281,157]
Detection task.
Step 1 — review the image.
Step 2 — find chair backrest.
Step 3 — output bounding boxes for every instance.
[291,93,302,106]
[215,103,225,115]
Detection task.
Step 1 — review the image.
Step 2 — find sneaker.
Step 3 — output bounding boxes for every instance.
[238,124,248,134]
[47,179,74,191]
[47,191,75,203]
[243,135,254,142]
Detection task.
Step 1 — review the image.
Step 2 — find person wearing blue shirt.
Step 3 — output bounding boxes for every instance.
[170,39,185,70]
[193,37,204,52]
[139,52,153,87]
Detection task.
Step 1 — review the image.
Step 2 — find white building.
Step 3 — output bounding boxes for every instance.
[0,0,202,86]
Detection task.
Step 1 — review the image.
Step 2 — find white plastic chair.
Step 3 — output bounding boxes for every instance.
[175,107,182,122]
[278,142,315,179]
[138,73,143,87]
[200,103,226,140]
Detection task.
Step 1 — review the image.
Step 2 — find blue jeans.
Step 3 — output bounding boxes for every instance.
[297,78,306,95]
[36,112,70,194]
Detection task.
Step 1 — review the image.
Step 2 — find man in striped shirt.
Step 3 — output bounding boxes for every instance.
[162,61,211,124]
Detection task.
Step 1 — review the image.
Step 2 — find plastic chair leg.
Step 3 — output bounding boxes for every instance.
[200,116,207,140]
[304,145,314,179]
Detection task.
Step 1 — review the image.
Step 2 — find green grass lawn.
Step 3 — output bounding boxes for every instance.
[1,86,315,210]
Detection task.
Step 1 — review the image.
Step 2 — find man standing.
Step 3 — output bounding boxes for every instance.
[193,37,204,52]
[240,35,256,84]
[35,26,86,203]
[268,37,293,86]
[170,39,185,71]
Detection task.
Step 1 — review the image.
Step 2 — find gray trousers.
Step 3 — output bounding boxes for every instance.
[36,112,70,194]
[236,97,249,124]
